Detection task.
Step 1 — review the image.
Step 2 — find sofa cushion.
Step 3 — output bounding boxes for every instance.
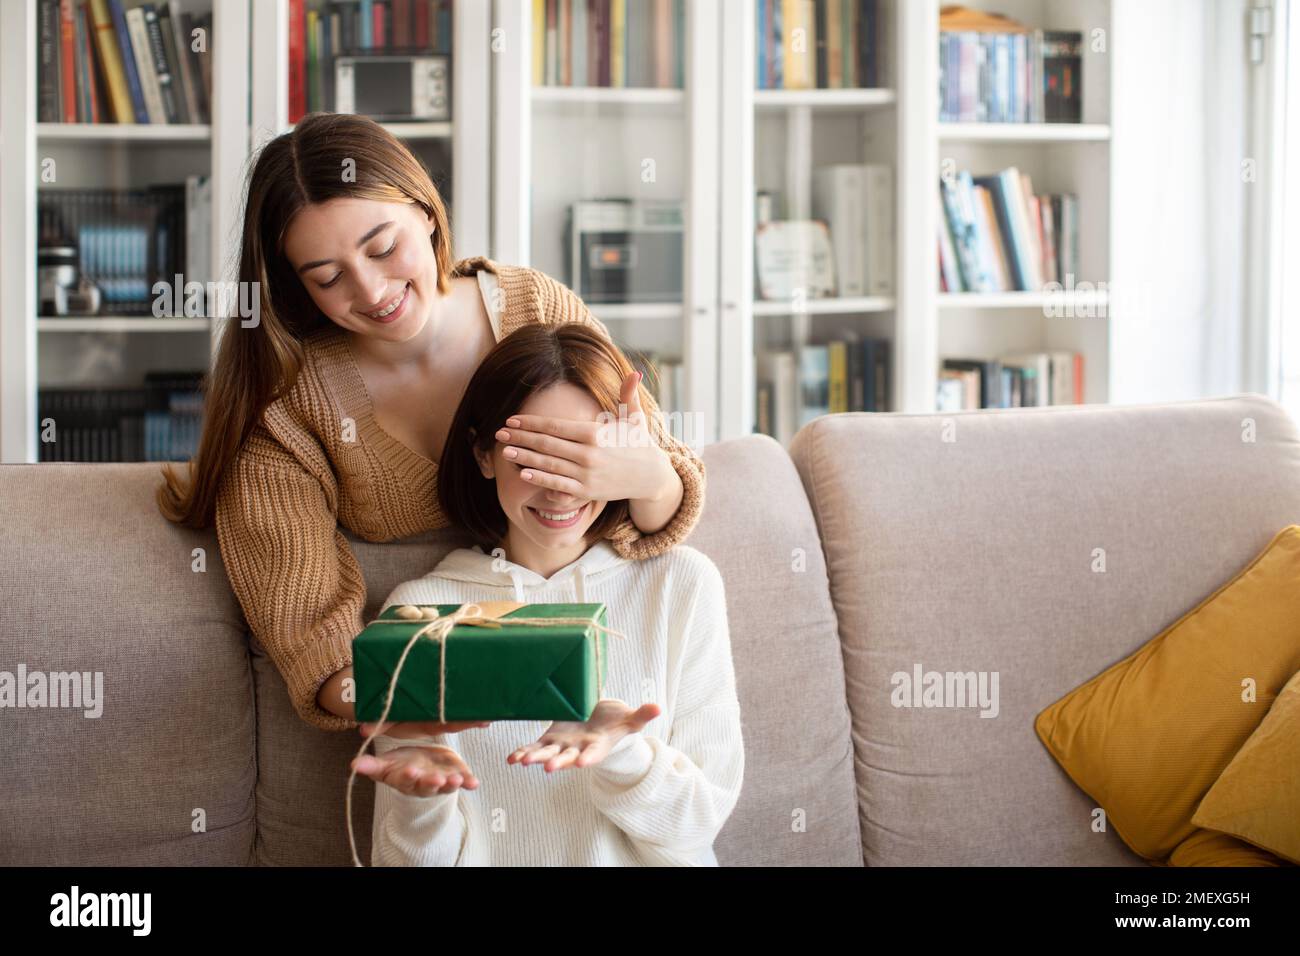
[1035,525,1300,863]
[254,434,862,866]
[0,462,256,865]
[1193,668,1300,865]
[683,435,861,866]
[790,395,1300,866]
[1167,829,1288,866]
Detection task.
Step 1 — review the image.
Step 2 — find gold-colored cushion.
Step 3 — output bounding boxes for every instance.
[1034,526,1300,863]
[1167,829,1287,867]
[1191,668,1300,865]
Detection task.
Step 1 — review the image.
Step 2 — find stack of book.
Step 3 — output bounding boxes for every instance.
[38,178,211,317]
[289,0,454,120]
[39,0,212,125]
[756,0,882,90]
[757,337,890,444]
[938,5,1081,124]
[938,167,1077,293]
[37,370,205,462]
[938,352,1083,410]
[812,163,894,297]
[532,0,684,89]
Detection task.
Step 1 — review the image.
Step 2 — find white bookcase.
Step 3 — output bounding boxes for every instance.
[496,0,1120,445]
[492,0,720,445]
[931,0,1115,415]
[720,0,1118,439]
[0,0,492,464]
[1,0,1124,461]
[1,0,248,464]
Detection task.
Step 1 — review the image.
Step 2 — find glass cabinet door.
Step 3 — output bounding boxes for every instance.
[30,0,220,463]
[747,0,898,445]
[497,0,716,448]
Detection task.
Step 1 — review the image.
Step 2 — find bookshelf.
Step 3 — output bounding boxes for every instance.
[0,0,248,464]
[930,0,1113,415]
[0,0,1130,460]
[717,0,906,442]
[711,0,1118,440]
[250,0,489,258]
[493,0,718,443]
[0,0,491,463]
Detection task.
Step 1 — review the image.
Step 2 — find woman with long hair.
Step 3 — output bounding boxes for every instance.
[156,113,705,779]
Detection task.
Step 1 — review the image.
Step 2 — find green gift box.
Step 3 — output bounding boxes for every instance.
[352,601,610,723]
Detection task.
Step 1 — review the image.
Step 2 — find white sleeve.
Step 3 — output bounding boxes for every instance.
[367,581,471,866]
[585,559,745,865]
[369,733,469,867]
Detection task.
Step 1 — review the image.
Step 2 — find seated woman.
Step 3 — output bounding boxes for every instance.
[351,323,744,866]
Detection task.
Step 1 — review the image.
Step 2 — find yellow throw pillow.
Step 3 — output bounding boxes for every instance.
[1192,668,1300,865]
[1167,829,1287,867]
[1034,525,1300,863]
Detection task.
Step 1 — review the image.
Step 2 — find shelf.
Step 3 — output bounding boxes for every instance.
[588,302,682,321]
[754,296,896,316]
[37,317,212,332]
[938,123,1111,143]
[938,290,1110,311]
[753,88,896,111]
[378,121,453,139]
[36,123,212,143]
[531,86,685,113]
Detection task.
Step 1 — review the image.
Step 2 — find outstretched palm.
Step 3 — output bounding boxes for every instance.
[353,743,480,797]
[508,699,661,773]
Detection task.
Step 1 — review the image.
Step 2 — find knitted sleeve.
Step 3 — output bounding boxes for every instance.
[369,734,467,867]
[532,269,707,560]
[214,422,364,732]
[585,553,745,864]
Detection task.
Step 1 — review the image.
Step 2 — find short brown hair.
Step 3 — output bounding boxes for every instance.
[437,323,635,548]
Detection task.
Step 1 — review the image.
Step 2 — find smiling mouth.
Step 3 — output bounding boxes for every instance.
[364,282,410,320]
[528,503,588,529]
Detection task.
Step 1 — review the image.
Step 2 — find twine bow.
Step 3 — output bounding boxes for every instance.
[345,602,628,867]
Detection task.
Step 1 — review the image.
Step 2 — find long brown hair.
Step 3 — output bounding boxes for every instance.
[438,323,633,549]
[156,112,454,528]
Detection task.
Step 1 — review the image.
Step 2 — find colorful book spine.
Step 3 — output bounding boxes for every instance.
[107,0,149,122]
[610,0,624,87]
[86,0,132,123]
[59,0,78,121]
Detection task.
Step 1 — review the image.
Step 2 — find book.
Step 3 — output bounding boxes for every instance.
[142,4,183,123]
[862,163,893,295]
[756,350,799,445]
[812,165,867,297]
[1042,30,1083,122]
[828,341,848,414]
[39,1,60,122]
[47,0,208,125]
[85,0,131,122]
[939,12,1081,125]
[107,0,149,122]
[754,220,836,301]
[59,0,78,122]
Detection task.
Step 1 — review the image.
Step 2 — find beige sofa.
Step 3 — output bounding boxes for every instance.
[2,395,1297,866]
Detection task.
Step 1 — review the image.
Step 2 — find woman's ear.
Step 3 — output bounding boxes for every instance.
[468,430,494,479]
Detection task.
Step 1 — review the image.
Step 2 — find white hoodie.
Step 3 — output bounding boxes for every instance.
[368,540,745,866]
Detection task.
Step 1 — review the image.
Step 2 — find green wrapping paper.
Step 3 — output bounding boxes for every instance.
[352,601,610,723]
